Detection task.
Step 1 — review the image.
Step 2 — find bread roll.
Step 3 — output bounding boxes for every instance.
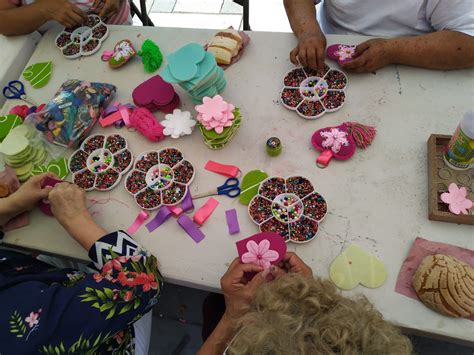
[412,254,474,317]
[210,36,239,55]
[216,29,242,46]
[208,47,233,65]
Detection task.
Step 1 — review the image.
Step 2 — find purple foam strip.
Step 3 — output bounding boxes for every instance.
[146,206,173,232]
[177,215,205,243]
[225,209,240,235]
[181,190,194,212]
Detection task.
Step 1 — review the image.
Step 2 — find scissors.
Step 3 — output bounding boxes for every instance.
[193,178,241,199]
[3,80,37,106]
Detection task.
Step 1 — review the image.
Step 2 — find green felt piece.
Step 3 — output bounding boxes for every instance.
[13,161,33,177]
[32,157,68,179]
[32,148,47,166]
[239,170,268,205]
[0,132,29,156]
[22,61,52,89]
[201,110,241,140]
[0,114,22,142]
[138,39,163,73]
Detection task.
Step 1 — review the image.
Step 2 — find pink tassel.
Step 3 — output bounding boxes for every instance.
[345,122,376,149]
[129,107,164,142]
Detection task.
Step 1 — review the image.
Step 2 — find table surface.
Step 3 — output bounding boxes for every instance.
[2,26,473,343]
[0,33,41,106]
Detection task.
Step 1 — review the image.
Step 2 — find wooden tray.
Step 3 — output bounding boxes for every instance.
[428,134,473,225]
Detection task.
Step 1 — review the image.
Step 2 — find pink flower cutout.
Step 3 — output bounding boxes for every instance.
[25,312,40,328]
[241,239,279,269]
[335,45,355,61]
[440,183,473,215]
[320,128,349,153]
[195,95,235,134]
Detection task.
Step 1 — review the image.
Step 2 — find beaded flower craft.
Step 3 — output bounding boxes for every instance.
[55,15,109,59]
[69,134,133,191]
[124,148,195,210]
[248,176,327,243]
[280,65,348,119]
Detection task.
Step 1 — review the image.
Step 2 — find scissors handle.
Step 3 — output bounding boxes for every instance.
[217,178,241,198]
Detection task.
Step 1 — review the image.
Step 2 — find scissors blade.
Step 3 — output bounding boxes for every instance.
[192,190,218,199]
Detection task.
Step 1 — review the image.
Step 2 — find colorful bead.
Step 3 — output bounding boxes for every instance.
[286,176,314,198]
[325,70,347,90]
[322,91,345,110]
[297,100,325,117]
[283,68,307,87]
[281,88,302,108]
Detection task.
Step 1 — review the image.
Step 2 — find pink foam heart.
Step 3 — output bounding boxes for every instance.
[236,232,287,270]
[132,75,180,112]
[311,123,356,163]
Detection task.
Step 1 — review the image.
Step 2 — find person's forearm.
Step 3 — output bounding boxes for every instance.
[0,3,49,36]
[389,30,474,70]
[61,214,107,252]
[197,313,236,355]
[284,0,321,38]
[0,195,26,226]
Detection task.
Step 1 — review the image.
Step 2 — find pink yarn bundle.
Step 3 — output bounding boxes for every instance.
[195,95,235,134]
[129,107,164,142]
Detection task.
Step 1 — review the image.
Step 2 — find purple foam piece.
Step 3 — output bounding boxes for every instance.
[177,215,205,243]
[225,209,240,235]
[146,206,173,232]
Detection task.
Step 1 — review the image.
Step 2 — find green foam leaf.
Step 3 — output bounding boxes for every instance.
[22,61,52,89]
[32,157,69,179]
[0,114,22,142]
[239,170,268,205]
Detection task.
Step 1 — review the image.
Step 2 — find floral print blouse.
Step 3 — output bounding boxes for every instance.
[0,230,162,354]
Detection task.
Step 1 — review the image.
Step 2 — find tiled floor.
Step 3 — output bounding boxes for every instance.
[138,1,472,353]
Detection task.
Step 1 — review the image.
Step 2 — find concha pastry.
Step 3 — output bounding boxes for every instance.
[412,254,474,317]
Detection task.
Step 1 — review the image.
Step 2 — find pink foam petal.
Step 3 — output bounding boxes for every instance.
[210,120,219,128]
[223,121,233,127]
[262,249,279,262]
[440,192,454,204]
[246,240,259,255]
[257,239,270,255]
[241,251,258,264]
[257,258,271,269]
[458,186,468,198]
[448,183,459,194]
[226,103,235,112]
[214,126,224,134]
[449,204,462,215]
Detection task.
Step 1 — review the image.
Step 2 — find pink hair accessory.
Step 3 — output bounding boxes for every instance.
[132,74,180,113]
[236,232,286,270]
[195,95,235,134]
[129,107,164,142]
[327,44,357,64]
[440,183,473,215]
[311,122,376,168]
[101,50,115,61]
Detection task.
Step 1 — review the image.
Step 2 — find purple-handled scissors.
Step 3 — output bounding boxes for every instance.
[3,80,37,106]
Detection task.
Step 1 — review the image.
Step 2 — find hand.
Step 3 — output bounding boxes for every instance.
[48,183,91,229]
[276,252,313,278]
[290,31,327,70]
[9,173,54,212]
[37,0,87,28]
[341,38,395,73]
[94,0,120,19]
[221,258,267,319]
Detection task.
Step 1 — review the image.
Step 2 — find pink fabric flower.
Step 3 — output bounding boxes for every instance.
[241,239,279,269]
[320,128,349,153]
[25,312,40,328]
[195,95,235,134]
[335,45,355,61]
[440,183,473,215]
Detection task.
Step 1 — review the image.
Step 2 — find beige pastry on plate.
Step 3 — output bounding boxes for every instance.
[412,254,474,318]
[208,29,243,65]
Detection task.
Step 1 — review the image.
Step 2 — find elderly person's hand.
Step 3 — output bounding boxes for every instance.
[9,173,55,211]
[341,38,394,73]
[221,258,268,319]
[290,31,327,70]
[272,252,313,278]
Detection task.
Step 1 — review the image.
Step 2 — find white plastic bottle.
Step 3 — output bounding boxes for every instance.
[444,112,474,170]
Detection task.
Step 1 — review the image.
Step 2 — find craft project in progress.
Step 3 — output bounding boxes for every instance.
[162,109,196,139]
[248,176,327,243]
[132,75,180,113]
[107,40,137,69]
[161,43,226,104]
[236,232,287,269]
[427,134,473,225]
[69,134,133,191]
[0,125,47,182]
[326,44,356,65]
[330,244,387,290]
[196,95,241,149]
[311,122,376,167]
[55,15,109,59]
[29,79,116,147]
[280,65,348,119]
[412,254,473,318]
[125,148,195,210]
[22,62,52,89]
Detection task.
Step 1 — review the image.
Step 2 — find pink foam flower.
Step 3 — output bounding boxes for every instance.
[321,128,349,153]
[241,239,279,269]
[440,183,473,215]
[335,45,355,61]
[195,95,235,134]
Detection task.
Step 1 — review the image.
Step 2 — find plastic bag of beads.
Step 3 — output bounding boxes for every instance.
[25,79,116,148]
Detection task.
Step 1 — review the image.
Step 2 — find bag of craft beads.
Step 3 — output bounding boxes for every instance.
[25,79,116,148]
